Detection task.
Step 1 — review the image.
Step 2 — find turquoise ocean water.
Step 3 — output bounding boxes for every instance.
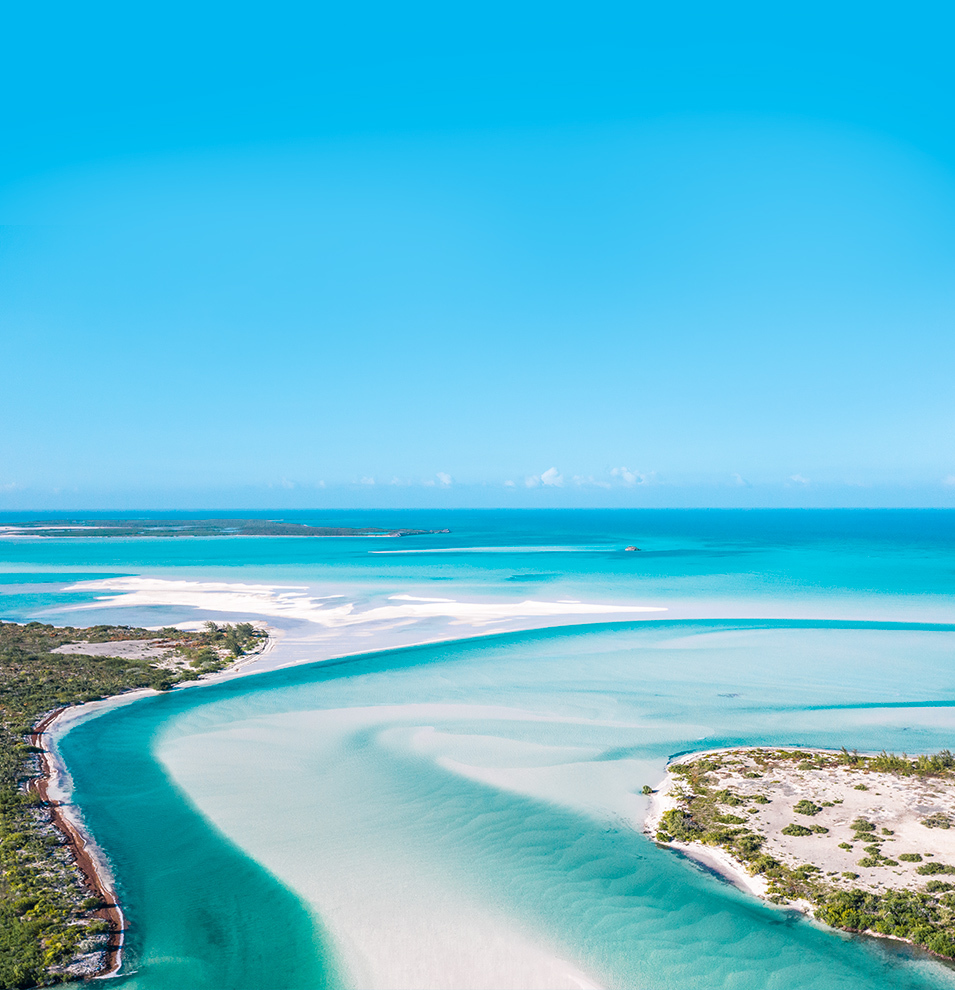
[3,510,955,988]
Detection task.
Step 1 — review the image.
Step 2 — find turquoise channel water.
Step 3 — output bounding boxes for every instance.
[2,510,955,988]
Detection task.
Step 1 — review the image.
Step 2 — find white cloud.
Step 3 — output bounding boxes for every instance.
[524,475,540,488]
[610,466,643,487]
[944,475,955,487]
[540,467,564,487]
[790,474,811,486]
[503,479,516,488]
[731,473,749,487]
[360,476,376,486]
[436,472,452,486]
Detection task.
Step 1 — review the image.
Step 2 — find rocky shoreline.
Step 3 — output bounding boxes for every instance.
[29,709,124,980]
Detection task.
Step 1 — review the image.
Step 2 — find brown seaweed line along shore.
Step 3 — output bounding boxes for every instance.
[29,709,125,980]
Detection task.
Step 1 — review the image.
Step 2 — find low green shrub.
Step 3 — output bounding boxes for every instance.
[917,863,955,875]
[782,823,814,837]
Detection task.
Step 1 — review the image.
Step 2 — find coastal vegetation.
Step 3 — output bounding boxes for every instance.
[2,519,449,539]
[0,620,265,987]
[653,748,955,960]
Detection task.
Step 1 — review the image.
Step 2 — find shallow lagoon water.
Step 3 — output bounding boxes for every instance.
[5,511,955,987]
[63,620,955,988]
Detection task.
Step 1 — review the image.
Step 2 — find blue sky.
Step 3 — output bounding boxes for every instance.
[1,1,954,509]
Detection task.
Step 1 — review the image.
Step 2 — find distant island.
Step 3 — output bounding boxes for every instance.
[0,519,450,539]
[647,747,955,959]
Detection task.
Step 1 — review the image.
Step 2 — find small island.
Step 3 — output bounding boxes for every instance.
[0,620,269,987]
[0,519,450,539]
[646,746,955,959]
